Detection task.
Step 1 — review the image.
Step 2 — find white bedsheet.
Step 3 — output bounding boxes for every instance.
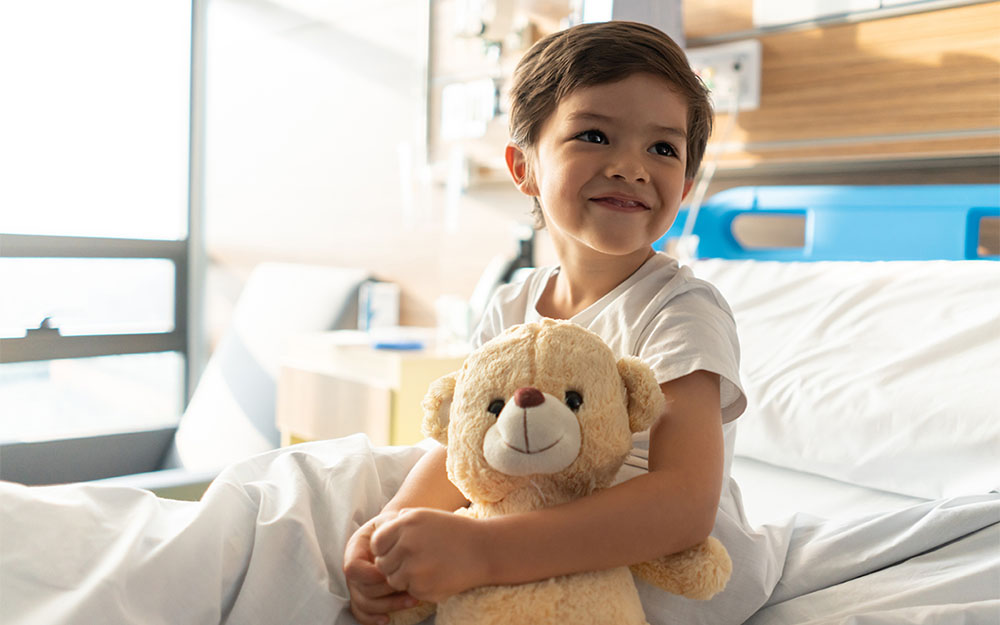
[732,456,926,527]
[2,435,997,625]
[692,259,1000,501]
[749,496,1000,624]
[732,456,1000,623]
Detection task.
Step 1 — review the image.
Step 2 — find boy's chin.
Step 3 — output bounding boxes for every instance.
[587,240,658,260]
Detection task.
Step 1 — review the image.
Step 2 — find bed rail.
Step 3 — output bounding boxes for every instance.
[656,185,1000,261]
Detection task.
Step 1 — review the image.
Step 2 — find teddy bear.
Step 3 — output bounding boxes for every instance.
[389,319,731,625]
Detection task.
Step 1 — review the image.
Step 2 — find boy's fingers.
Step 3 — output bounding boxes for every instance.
[344,558,384,586]
[373,549,405,583]
[354,576,399,599]
[344,530,376,566]
[349,604,387,625]
[369,519,400,557]
[346,560,403,598]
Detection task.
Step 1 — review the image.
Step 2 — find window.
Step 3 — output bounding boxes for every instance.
[0,1,199,459]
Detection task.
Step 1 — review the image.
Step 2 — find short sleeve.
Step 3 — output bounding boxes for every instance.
[636,290,747,423]
[469,267,555,350]
[470,300,504,350]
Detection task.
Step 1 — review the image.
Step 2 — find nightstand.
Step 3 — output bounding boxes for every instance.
[275,331,467,446]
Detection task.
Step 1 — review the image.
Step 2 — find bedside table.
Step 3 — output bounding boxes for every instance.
[276,331,467,446]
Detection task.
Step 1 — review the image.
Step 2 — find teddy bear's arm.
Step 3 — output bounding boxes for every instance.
[629,536,732,600]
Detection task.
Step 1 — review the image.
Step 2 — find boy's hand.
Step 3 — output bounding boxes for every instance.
[343,515,419,625]
[371,508,487,603]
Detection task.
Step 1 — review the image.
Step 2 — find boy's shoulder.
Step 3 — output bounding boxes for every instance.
[607,255,739,343]
[625,254,730,308]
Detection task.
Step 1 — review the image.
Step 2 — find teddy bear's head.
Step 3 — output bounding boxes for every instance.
[421,319,665,508]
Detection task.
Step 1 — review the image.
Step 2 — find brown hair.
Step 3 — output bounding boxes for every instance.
[508,21,713,226]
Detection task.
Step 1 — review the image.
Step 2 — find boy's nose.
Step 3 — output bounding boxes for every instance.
[608,153,648,183]
[613,171,648,183]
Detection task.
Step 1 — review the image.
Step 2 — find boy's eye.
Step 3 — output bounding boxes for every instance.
[564,391,584,412]
[650,142,678,157]
[487,399,505,416]
[575,129,608,144]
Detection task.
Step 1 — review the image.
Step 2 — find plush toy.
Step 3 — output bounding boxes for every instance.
[390,319,731,625]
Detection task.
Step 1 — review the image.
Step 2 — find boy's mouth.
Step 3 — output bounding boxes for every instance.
[591,195,650,212]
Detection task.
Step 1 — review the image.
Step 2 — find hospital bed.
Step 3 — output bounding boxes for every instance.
[659,184,1000,622]
[1,185,997,624]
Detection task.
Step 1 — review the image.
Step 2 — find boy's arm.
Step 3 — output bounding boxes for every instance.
[371,370,724,600]
[382,444,469,514]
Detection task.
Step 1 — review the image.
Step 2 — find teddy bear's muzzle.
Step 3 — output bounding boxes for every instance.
[482,388,582,476]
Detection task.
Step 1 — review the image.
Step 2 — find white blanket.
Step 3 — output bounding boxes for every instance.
[2,435,997,624]
[1,436,429,625]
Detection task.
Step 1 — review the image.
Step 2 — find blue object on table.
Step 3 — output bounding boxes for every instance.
[655,185,1000,261]
[372,339,425,351]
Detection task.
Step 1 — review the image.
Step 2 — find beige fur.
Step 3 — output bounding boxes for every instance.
[389,320,731,625]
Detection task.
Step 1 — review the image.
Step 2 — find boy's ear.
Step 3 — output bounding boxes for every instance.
[681,177,696,201]
[505,143,538,196]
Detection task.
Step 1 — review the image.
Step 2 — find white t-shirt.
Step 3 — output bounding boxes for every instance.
[471,252,747,487]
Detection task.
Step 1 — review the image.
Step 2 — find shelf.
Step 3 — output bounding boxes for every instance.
[428,0,999,183]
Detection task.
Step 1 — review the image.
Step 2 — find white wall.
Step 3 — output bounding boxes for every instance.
[203,0,530,335]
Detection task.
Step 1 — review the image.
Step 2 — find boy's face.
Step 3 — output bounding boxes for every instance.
[507,73,695,262]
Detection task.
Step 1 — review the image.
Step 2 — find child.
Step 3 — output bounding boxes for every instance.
[345,21,776,625]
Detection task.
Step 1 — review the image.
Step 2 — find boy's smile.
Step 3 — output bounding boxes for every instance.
[508,72,694,267]
[590,193,650,212]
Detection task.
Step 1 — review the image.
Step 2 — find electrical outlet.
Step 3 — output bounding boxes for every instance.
[686,39,762,114]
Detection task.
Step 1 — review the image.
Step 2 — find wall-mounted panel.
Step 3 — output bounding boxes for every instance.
[701,2,1000,170]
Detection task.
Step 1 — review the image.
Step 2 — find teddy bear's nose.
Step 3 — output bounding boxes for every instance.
[513,387,545,408]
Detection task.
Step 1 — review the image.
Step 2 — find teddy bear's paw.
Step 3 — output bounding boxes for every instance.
[387,601,436,625]
[629,536,733,600]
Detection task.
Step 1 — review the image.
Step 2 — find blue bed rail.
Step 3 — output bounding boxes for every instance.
[655,185,1000,261]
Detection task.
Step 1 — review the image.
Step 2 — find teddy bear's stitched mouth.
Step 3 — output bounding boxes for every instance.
[503,437,562,455]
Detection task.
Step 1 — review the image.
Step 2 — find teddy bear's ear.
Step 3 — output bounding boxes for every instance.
[617,356,667,433]
[421,372,458,445]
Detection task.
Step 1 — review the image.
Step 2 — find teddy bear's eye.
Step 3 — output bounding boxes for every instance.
[564,390,583,412]
[487,399,505,416]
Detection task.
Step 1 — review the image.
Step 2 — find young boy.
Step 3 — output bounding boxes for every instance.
[345,21,769,625]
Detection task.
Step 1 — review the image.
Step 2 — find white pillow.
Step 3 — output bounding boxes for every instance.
[692,259,1000,500]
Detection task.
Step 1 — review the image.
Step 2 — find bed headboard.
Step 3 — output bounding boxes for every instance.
[656,185,1000,261]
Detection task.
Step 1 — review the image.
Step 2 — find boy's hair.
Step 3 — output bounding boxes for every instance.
[508,21,713,227]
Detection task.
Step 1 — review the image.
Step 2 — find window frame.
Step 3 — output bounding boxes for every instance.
[0,234,190,369]
[0,0,207,486]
